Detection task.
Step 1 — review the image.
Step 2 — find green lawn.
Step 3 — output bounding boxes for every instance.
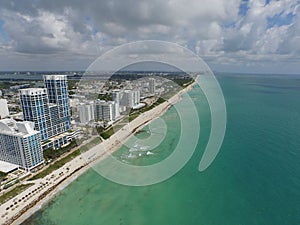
[43,141,78,161]
[100,127,115,139]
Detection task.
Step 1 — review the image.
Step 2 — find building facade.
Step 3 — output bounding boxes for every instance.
[0,119,44,171]
[94,100,119,122]
[149,78,155,94]
[119,90,140,108]
[19,88,52,141]
[20,75,71,142]
[44,75,71,133]
[78,103,95,124]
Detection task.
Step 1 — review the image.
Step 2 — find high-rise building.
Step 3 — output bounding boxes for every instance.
[20,75,71,142]
[19,88,52,141]
[0,119,44,171]
[44,75,71,133]
[95,100,119,122]
[78,103,95,124]
[112,90,120,104]
[119,90,140,108]
[0,99,9,119]
[112,90,123,113]
[149,78,155,94]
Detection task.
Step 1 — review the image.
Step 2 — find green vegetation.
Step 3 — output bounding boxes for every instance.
[30,137,101,180]
[43,141,78,161]
[79,137,101,152]
[100,127,115,139]
[0,81,19,89]
[29,150,81,180]
[68,80,79,90]
[95,126,105,135]
[0,171,7,181]
[129,113,140,122]
[129,97,166,121]
[97,93,112,101]
[0,183,34,204]
[69,90,75,95]
[172,78,194,87]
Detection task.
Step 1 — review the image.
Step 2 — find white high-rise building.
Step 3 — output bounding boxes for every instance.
[0,99,9,119]
[78,103,95,124]
[19,75,71,142]
[95,100,119,122]
[19,88,53,141]
[0,119,44,171]
[112,90,120,104]
[149,78,155,94]
[112,90,124,113]
[119,90,140,108]
[43,75,71,133]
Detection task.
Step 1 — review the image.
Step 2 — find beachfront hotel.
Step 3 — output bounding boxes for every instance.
[94,100,120,122]
[78,103,95,124]
[113,89,141,108]
[44,75,71,134]
[19,88,53,141]
[0,118,44,171]
[19,75,72,149]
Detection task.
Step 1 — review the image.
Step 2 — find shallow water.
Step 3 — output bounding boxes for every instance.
[23,74,300,225]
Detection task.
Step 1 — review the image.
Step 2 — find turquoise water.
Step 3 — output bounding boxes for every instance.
[23,74,300,225]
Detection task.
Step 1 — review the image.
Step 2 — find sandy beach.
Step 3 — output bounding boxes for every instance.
[0,82,195,225]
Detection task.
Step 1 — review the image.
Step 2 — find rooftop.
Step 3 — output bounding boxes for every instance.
[44,75,67,80]
[19,88,47,95]
[0,160,19,173]
[0,119,39,136]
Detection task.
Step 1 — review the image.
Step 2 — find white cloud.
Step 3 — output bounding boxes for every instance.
[0,0,299,73]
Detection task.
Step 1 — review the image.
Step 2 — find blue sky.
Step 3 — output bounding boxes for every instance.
[0,19,9,43]
[0,0,300,74]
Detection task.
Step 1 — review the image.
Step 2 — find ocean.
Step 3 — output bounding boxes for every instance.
[22,73,300,225]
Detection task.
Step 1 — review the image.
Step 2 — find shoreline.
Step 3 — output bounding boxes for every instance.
[2,82,195,225]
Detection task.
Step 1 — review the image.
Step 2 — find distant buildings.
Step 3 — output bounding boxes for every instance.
[149,78,155,94]
[112,90,120,105]
[113,89,140,108]
[0,99,9,119]
[9,84,31,91]
[0,119,44,171]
